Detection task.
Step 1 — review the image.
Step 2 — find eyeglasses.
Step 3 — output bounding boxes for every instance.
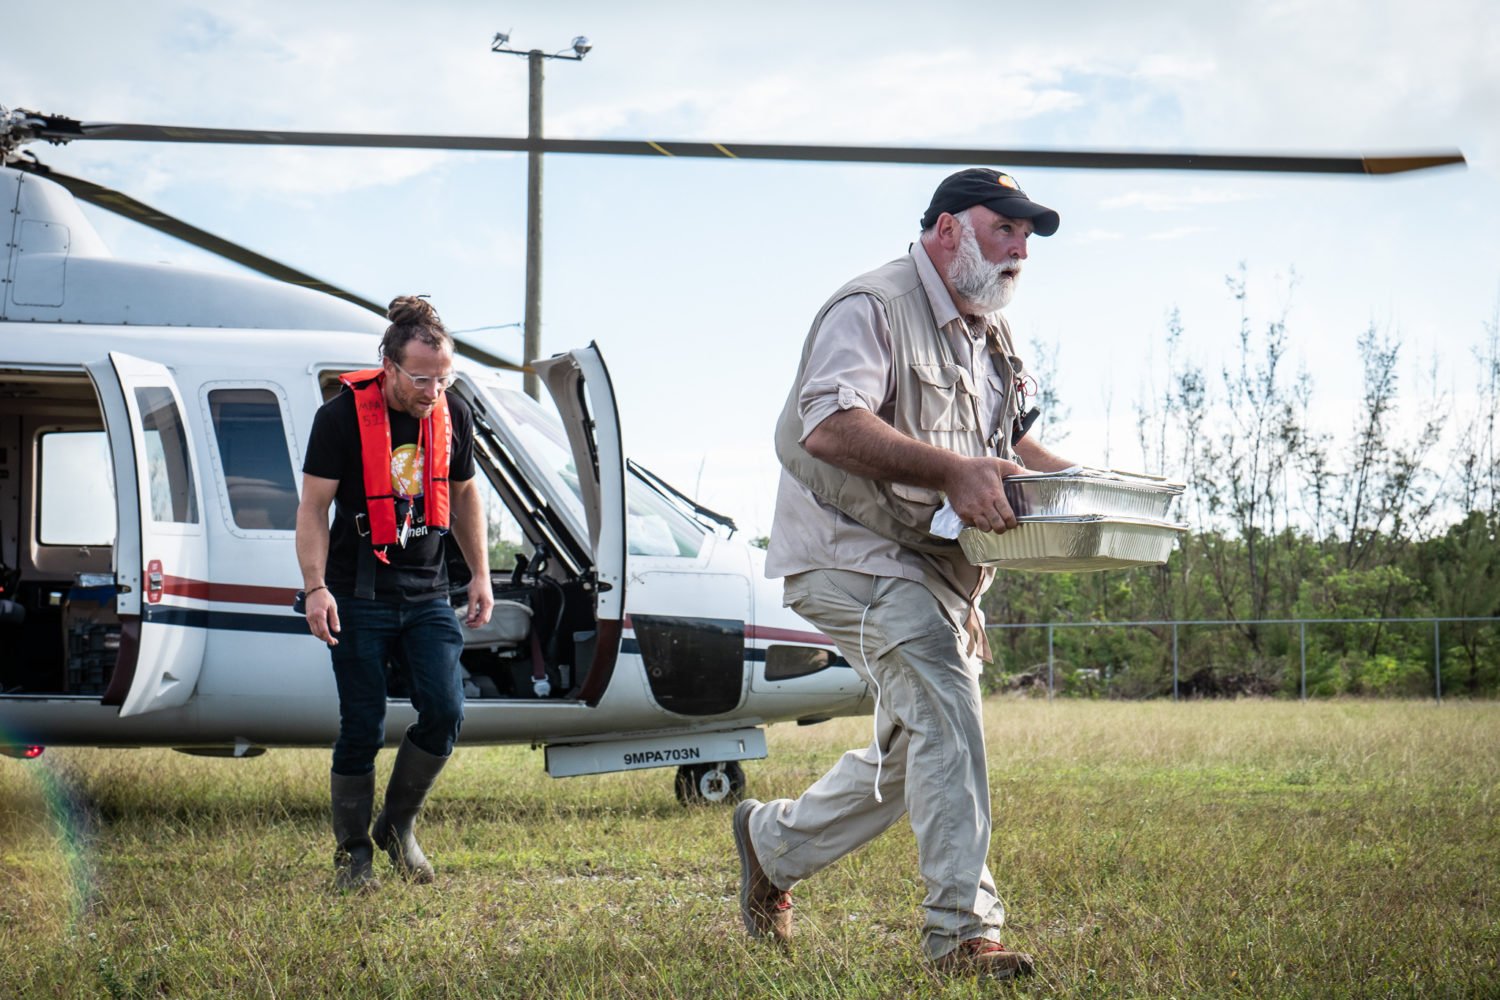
[391,359,456,391]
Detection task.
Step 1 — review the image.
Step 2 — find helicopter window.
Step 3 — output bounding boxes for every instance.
[764,645,833,681]
[133,387,198,525]
[476,473,531,571]
[207,389,299,531]
[37,431,116,546]
[486,389,590,530]
[317,372,344,404]
[485,388,706,558]
[625,472,706,558]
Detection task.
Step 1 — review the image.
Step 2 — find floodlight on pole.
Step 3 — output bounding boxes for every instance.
[491,31,591,399]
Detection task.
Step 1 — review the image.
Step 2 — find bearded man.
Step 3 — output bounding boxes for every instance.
[734,168,1077,980]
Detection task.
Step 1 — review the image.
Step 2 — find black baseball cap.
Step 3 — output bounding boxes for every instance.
[920,168,1060,236]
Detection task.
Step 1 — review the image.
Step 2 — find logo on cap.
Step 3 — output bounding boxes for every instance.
[995,173,1019,190]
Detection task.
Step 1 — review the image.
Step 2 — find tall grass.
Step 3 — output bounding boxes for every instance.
[2,700,1496,998]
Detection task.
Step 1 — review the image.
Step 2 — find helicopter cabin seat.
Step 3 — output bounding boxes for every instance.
[458,598,532,651]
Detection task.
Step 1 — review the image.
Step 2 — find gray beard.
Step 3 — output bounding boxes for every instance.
[948,223,1017,313]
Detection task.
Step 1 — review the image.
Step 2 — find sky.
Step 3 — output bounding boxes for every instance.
[5,0,1498,537]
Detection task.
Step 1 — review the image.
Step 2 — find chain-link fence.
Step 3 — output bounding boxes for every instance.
[986,616,1500,701]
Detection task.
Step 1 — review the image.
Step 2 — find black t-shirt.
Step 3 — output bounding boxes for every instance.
[303,388,475,602]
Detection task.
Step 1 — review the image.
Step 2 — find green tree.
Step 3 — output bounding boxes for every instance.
[1419,512,1500,695]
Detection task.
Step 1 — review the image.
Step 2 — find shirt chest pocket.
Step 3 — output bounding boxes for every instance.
[986,371,1019,419]
[912,363,979,432]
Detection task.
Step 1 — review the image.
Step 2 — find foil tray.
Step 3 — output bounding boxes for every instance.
[1004,469,1185,520]
[959,515,1187,572]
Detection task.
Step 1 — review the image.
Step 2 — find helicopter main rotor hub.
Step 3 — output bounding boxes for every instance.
[0,107,83,164]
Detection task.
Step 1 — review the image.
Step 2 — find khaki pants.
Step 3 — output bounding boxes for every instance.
[746,569,1005,959]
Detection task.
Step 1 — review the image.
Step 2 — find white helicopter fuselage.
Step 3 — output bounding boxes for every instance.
[0,165,869,789]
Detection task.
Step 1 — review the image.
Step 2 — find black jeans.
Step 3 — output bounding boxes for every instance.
[327,595,466,776]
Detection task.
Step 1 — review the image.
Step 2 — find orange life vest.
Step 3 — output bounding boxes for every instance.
[338,368,452,552]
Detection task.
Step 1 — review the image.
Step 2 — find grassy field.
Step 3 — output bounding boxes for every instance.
[1,700,1496,999]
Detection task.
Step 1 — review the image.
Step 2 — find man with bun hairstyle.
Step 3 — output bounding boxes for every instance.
[734,169,1079,979]
[296,295,494,891]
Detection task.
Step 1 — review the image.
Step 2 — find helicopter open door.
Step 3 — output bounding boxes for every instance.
[84,352,208,718]
[531,344,626,703]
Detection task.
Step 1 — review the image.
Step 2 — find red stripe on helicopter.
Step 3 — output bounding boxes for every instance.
[160,576,298,605]
[153,586,836,646]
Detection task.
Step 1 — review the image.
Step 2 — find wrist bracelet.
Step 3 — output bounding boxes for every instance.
[306,585,328,597]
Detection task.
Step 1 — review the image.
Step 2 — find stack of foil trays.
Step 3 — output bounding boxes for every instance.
[958,469,1187,571]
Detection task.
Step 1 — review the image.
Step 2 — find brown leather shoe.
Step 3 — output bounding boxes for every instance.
[935,938,1036,980]
[733,799,792,943]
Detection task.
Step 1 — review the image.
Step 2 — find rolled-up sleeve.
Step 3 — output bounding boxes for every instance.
[797,293,894,441]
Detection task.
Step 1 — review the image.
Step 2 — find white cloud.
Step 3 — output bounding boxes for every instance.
[1133,54,1217,82]
[549,49,1086,145]
[1147,226,1211,241]
[1103,188,1253,212]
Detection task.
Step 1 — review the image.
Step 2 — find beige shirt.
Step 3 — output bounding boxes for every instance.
[765,241,1017,621]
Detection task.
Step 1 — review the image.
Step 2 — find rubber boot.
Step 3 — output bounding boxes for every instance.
[372,736,448,883]
[330,770,378,892]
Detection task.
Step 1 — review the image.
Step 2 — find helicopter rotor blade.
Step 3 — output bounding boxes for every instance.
[22,112,1466,175]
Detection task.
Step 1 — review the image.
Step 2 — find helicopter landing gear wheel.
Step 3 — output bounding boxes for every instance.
[673,761,745,806]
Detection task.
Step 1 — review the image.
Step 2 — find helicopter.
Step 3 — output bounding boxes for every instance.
[0,106,1464,803]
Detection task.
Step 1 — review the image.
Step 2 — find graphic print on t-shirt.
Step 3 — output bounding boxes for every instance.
[390,442,428,537]
[391,442,423,497]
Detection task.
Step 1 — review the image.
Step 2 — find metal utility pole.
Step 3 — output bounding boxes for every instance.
[492,31,591,399]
